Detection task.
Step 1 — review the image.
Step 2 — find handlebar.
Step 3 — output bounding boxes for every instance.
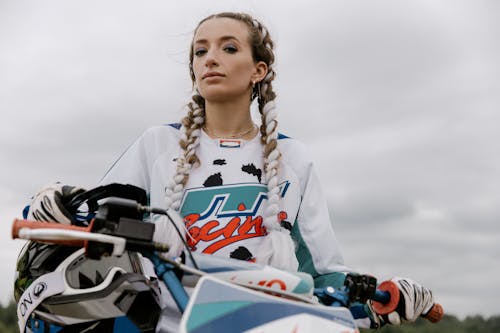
[12,218,92,247]
[11,217,444,324]
[12,218,127,256]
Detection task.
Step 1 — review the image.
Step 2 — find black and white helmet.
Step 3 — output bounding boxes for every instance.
[15,242,161,333]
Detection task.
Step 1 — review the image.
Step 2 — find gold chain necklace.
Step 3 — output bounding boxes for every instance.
[203,123,257,139]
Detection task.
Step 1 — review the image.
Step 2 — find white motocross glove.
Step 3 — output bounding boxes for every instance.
[27,183,86,224]
[369,277,435,326]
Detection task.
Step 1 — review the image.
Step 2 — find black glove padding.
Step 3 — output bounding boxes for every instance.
[27,183,86,224]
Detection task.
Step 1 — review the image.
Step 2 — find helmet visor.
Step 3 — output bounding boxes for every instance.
[63,249,143,290]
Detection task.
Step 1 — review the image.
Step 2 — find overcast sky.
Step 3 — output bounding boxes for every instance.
[1,0,499,321]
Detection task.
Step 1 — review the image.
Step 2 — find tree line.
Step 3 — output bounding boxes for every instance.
[361,314,500,333]
[1,300,499,332]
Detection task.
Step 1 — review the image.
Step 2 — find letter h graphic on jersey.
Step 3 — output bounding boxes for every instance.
[180,182,290,219]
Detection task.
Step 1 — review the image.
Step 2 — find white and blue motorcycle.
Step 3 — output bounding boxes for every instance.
[12,185,443,333]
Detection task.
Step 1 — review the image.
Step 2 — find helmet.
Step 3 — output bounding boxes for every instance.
[15,241,161,333]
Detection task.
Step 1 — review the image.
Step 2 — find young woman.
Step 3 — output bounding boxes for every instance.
[25,12,435,331]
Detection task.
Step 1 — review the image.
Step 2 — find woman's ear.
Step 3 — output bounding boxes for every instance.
[252,61,268,83]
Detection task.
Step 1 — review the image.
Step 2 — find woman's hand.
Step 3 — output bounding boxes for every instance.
[369,277,435,326]
[27,183,85,224]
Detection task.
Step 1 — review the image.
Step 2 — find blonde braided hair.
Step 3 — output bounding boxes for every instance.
[161,13,298,271]
[249,16,298,271]
[154,94,206,257]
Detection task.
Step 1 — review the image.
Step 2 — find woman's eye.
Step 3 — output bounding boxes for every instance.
[223,45,238,53]
[194,48,207,57]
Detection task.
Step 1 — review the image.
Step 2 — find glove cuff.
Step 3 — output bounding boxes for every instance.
[365,302,385,329]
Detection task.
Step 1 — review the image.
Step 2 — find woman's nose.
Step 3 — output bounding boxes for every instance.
[204,49,219,67]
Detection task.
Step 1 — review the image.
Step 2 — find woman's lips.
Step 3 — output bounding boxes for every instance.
[202,72,224,79]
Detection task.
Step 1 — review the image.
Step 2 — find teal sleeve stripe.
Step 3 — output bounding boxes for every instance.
[291,220,346,290]
[313,272,346,289]
[291,219,319,277]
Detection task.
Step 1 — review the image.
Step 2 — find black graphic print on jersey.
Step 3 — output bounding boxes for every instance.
[213,159,227,165]
[203,173,223,187]
[280,220,293,231]
[230,246,255,261]
[241,163,262,183]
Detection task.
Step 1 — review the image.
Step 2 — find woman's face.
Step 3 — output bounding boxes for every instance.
[192,17,267,103]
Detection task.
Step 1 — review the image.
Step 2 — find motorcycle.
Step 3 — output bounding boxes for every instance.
[11,185,443,332]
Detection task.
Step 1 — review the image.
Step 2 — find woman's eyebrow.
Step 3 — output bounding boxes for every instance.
[194,35,240,45]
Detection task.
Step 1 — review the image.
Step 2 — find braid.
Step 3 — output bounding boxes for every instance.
[166,94,205,210]
[156,92,205,257]
[251,21,298,271]
[252,20,280,222]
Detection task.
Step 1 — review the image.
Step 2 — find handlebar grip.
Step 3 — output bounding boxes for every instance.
[423,303,444,323]
[371,280,444,323]
[11,218,91,247]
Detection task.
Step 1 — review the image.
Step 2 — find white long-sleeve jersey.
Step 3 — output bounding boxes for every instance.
[100,124,349,287]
